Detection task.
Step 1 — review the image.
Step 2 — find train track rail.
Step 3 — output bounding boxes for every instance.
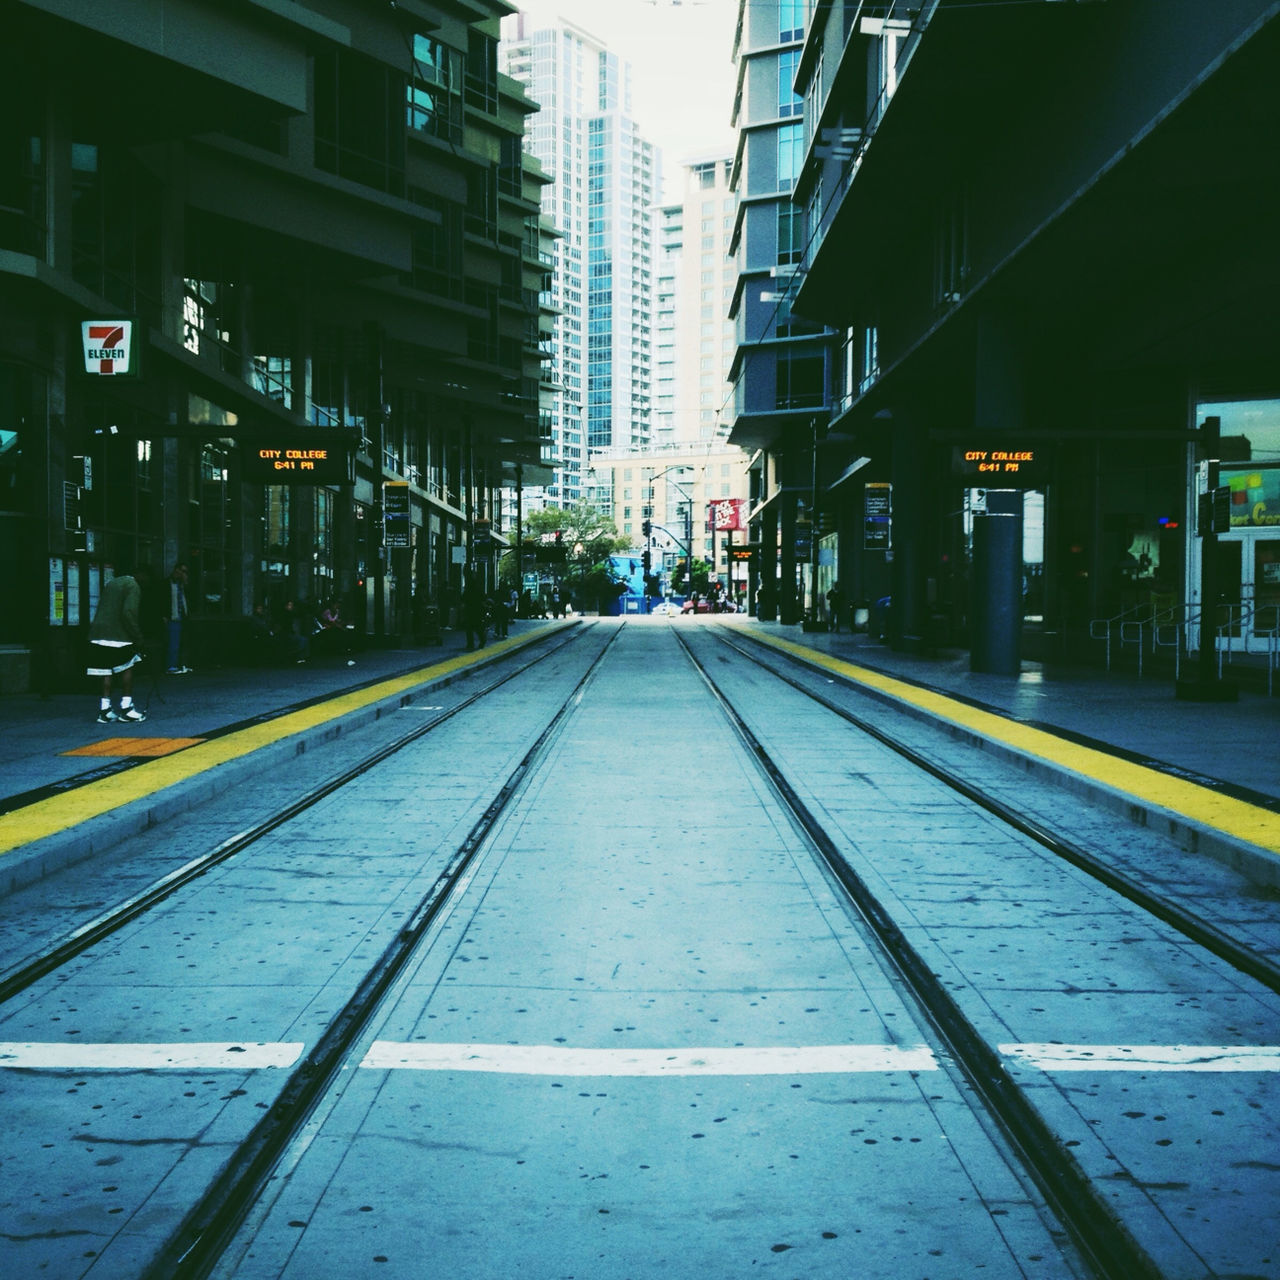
[129,623,621,1279]
[675,626,1161,1280]
[0,625,588,1011]
[717,627,1280,997]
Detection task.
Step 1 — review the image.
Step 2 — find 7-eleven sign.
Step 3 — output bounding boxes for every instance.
[81,320,138,376]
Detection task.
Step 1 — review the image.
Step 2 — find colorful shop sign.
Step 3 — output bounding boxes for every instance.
[1223,464,1280,528]
[81,319,140,377]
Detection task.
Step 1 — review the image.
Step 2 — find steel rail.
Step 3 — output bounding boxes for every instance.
[721,629,1280,998]
[675,627,1160,1280]
[0,626,589,1009]
[141,623,623,1280]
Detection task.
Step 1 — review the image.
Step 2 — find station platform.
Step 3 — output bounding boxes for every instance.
[757,623,1280,806]
[0,614,1276,892]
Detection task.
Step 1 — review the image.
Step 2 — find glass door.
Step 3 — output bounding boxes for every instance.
[1217,531,1280,649]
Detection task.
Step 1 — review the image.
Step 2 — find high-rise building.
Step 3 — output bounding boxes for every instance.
[673,157,738,447]
[0,0,546,691]
[653,202,683,448]
[728,0,838,625]
[502,15,658,507]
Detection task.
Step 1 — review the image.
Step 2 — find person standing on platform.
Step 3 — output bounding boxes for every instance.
[462,568,488,651]
[87,565,147,723]
[164,561,191,673]
[826,581,846,633]
[493,586,510,639]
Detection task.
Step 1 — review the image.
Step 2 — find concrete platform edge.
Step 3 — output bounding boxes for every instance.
[752,631,1280,891]
[0,632,555,899]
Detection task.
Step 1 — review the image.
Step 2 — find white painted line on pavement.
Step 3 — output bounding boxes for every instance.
[5,1041,1280,1075]
[1002,1043,1280,1072]
[0,1042,305,1070]
[359,1042,941,1075]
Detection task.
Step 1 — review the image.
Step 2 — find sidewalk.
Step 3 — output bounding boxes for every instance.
[1,617,1276,814]
[744,621,1280,806]
[0,624,528,810]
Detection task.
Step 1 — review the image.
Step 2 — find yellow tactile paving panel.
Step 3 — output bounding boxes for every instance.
[63,737,206,759]
[0,630,548,859]
[752,631,1280,860]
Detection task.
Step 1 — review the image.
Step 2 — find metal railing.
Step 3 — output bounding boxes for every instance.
[1090,601,1157,673]
[1152,603,1200,683]
[1238,604,1280,695]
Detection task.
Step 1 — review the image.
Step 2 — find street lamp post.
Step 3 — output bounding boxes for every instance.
[649,465,697,602]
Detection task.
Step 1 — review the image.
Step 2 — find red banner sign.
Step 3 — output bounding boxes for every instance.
[707,498,746,531]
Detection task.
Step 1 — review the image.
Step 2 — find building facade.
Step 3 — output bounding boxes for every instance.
[728,0,840,626]
[0,0,552,692]
[737,0,1280,665]
[759,0,1280,668]
[671,156,739,449]
[501,14,658,505]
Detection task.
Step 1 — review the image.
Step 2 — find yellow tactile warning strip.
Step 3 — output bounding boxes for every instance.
[751,630,1280,860]
[0,629,555,859]
[63,737,207,759]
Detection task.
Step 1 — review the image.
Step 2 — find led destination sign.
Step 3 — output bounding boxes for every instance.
[241,439,351,485]
[953,446,1046,487]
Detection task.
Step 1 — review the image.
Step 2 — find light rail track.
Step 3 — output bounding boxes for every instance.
[0,625,587,1008]
[138,623,623,1279]
[675,626,1161,1280]
[717,627,1280,997]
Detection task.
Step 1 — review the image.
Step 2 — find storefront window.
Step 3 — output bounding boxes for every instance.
[0,361,29,512]
[1198,398,1280,641]
[1199,398,1280,531]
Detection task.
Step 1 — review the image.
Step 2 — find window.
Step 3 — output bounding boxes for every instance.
[861,325,880,393]
[407,34,464,144]
[778,49,802,118]
[779,0,804,42]
[777,203,803,265]
[933,189,969,306]
[777,348,825,410]
[314,47,405,196]
[777,123,803,192]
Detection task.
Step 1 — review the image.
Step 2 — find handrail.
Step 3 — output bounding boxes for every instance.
[1245,604,1280,696]
[1153,602,1199,683]
[1089,601,1156,672]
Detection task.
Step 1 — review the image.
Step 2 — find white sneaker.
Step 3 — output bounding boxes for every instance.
[118,706,147,723]
[97,708,119,724]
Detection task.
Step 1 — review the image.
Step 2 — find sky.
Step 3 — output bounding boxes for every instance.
[511,0,741,195]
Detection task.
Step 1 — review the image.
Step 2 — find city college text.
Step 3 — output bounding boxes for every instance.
[964,450,1034,474]
[257,448,330,472]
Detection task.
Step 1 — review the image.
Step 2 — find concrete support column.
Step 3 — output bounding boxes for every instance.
[889,416,927,649]
[779,495,798,625]
[970,489,1023,674]
[757,501,778,621]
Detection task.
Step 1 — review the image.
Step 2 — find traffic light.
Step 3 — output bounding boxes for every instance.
[642,549,651,573]
[554,529,563,544]
[642,520,651,538]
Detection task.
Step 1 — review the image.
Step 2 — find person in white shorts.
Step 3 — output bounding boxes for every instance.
[87,566,148,724]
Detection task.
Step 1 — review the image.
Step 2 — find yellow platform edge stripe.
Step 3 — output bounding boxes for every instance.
[0,629,554,858]
[752,631,1280,859]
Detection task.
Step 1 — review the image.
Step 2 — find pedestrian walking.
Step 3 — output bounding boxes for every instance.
[164,561,191,673]
[87,565,148,723]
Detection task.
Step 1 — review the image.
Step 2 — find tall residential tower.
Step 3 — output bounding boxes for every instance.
[502,14,657,506]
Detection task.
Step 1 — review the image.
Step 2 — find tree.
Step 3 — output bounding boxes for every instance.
[671,557,713,598]
[515,503,632,613]
[524,502,629,567]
